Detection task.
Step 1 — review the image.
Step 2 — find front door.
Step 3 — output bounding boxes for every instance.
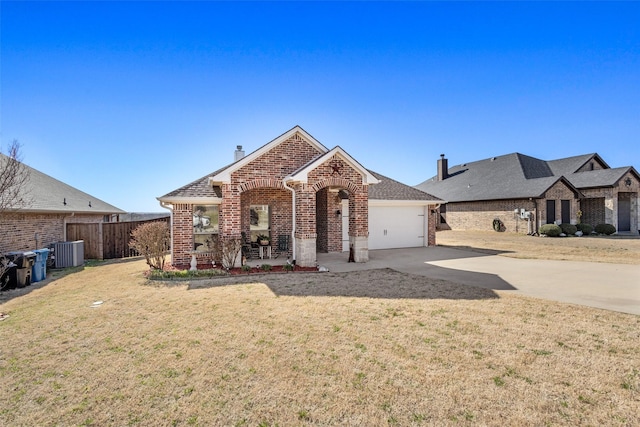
[561,200,571,224]
[342,200,350,252]
[618,193,631,231]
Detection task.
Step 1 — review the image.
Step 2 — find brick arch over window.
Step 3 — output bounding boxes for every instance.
[237,179,286,193]
[311,177,361,194]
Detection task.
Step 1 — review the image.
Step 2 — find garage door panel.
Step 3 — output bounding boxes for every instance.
[369,206,425,250]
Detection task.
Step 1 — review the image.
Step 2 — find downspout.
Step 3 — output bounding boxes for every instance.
[159,201,174,261]
[282,177,296,262]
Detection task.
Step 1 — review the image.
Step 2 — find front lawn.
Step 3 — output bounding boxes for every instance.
[0,258,638,425]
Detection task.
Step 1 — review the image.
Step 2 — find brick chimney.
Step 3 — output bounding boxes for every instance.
[437,154,448,181]
[234,145,245,161]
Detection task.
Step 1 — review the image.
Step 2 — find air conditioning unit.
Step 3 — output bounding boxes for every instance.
[52,241,84,268]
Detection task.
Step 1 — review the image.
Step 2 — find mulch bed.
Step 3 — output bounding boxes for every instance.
[169,263,318,275]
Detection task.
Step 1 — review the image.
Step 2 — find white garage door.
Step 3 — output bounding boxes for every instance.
[368,206,426,250]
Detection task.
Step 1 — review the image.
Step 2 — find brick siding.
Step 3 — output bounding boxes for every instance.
[443,198,537,233]
[0,212,104,254]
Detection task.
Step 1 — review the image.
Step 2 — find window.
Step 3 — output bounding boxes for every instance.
[249,205,270,242]
[193,205,219,252]
[546,200,556,224]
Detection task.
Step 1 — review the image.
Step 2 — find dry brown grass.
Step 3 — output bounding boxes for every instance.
[1,257,639,426]
[436,229,640,264]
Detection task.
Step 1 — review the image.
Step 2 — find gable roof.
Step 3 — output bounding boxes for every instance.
[547,153,609,176]
[286,146,380,185]
[415,153,583,203]
[209,125,327,185]
[1,153,124,214]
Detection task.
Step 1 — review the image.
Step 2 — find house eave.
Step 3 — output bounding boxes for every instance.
[156,196,222,205]
[368,199,443,207]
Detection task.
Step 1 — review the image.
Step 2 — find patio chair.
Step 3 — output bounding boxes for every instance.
[273,234,290,259]
[241,232,256,260]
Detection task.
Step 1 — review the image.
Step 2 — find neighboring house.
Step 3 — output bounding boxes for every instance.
[0,153,125,254]
[158,126,441,268]
[416,153,640,234]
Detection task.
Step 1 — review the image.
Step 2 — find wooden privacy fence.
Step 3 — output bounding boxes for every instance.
[66,218,170,260]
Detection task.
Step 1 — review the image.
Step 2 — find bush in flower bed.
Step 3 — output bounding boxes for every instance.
[539,224,562,237]
[560,223,578,235]
[595,223,616,235]
[576,223,593,235]
[148,268,229,280]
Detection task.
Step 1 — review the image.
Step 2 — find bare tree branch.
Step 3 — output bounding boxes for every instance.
[0,140,31,214]
[1,140,32,286]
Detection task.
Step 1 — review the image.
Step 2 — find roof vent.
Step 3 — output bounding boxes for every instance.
[234,145,245,161]
[491,157,497,161]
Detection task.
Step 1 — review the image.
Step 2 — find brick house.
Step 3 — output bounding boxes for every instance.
[416,153,640,234]
[0,153,124,254]
[158,126,441,268]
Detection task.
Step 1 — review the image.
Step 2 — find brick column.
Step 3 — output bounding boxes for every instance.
[295,184,317,267]
[220,183,241,237]
[172,203,193,267]
[349,187,369,262]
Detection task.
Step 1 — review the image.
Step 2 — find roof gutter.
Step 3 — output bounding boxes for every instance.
[282,177,296,263]
[159,200,175,262]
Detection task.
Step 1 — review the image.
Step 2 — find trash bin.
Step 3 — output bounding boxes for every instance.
[7,251,36,288]
[31,248,50,283]
[1,258,18,291]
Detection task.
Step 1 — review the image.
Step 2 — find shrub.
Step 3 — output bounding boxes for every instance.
[539,224,562,237]
[560,223,577,235]
[282,263,294,272]
[576,223,593,235]
[260,264,272,271]
[595,223,616,235]
[221,237,243,269]
[149,268,228,280]
[129,221,170,270]
[492,218,505,232]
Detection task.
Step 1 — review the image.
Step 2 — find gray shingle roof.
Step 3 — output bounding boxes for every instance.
[416,152,634,203]
[567,167,634,189]
[159,166,225,199]
[368,171,441,201]
[159,156,439,203]
[547,153,608,176]
[416,153,576,202]
[2,154,124,214]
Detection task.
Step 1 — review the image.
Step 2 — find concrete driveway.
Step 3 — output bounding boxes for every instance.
[317,247,640,315]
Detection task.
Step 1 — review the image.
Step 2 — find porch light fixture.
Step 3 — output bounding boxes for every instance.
[335,209,341,216]
[624,177,632,187]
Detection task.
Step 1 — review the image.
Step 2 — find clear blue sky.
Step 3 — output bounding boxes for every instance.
[2,1,638,213]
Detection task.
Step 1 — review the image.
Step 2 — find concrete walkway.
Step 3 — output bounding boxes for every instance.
[317,247,640,315]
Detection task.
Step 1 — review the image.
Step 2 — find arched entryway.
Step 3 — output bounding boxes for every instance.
[316,188,351,253]
[239,180,293,260]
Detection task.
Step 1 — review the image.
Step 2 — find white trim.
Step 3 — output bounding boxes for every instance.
[288,146,380,185]
[156,197,222,205]
[209,126,328,185]
[368,199,441,207]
